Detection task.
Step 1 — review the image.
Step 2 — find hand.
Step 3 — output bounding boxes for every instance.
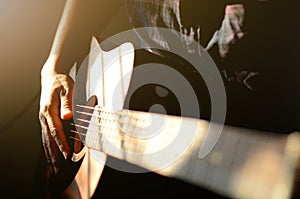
[39,56,73,174]
[218,4,245,57]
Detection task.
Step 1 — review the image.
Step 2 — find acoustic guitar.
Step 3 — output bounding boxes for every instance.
[48,37,300,199]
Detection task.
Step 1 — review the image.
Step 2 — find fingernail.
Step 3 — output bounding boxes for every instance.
[63,151,69,160]
[61,110,73,120]
[237,32,244,39]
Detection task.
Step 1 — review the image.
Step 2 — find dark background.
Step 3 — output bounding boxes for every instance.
[0,1,65,197]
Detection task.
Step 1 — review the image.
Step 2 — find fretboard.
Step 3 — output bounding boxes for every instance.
[82,106,300,199]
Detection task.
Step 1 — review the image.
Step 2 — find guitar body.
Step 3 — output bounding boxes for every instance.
[49,38,300,199]
[55,37,135,199]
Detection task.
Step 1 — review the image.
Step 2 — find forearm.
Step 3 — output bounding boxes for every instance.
[43,0,123,74]
[48,0,79,70]
[43,0,81,74]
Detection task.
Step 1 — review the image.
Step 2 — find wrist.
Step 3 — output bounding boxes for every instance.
[41,54,68,76]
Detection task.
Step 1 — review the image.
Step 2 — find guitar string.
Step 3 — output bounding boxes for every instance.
[69,129,150,148]
[69,124,141,150]
[71,115,148,140]
[73,104,177,141]
[70,104,180,151]
[75,110,148,128]
[73,105,150,146]
[76,104,148,122]
[68,108,163,150]
[74,107,155,138]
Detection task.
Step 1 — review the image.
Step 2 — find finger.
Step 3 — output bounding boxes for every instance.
[42,128,59,175]
[60,77,74,120]
[218,18,234,57]
[60,87,73,120]
[226,5,245,39]
[40,113,59,174]
[222,16,235,43]
[46,108,71,160]
[230,16,244,39]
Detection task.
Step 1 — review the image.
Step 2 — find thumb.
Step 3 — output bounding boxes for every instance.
[60,87,73,120]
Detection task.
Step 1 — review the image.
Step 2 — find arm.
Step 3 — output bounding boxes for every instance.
[39,0,122,174]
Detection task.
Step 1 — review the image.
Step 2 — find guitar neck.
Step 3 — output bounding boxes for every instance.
[83,107,300,199]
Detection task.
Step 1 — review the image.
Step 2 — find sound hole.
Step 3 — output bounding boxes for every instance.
[126,84,181,116]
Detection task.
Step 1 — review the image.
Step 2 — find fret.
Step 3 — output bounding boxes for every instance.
[119,110,129,156]
[228,131,256,198]
[186,126,208,182]
[85,114,96,149]
[102,110,114,156]
[93,112,100,149]
[129,116,139,154]
[185,126,296,199]
[93,110,101,152]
